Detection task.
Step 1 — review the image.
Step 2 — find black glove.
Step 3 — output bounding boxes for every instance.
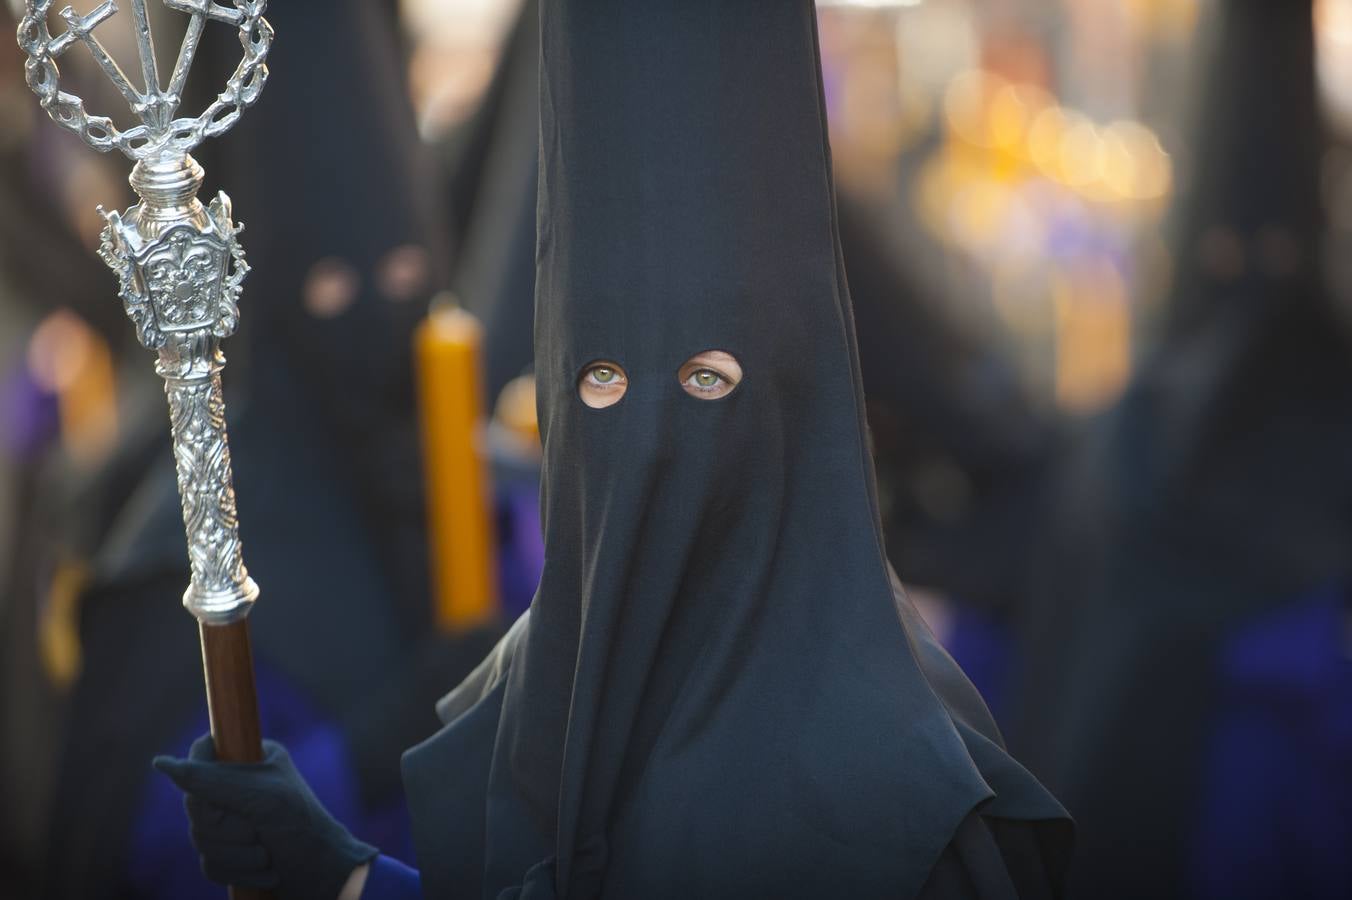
[153,735,377,900]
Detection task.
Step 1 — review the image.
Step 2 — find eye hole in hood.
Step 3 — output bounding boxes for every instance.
[578,360,629,408]
[678,350,742,400]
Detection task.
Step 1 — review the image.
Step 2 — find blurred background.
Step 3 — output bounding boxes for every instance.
[1,0,1350,898]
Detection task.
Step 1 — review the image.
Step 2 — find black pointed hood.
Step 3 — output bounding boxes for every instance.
[408,2,1069,897]
[440,0,1054,608]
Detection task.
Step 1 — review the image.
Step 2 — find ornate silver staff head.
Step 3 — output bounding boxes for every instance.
[16,1,272,625]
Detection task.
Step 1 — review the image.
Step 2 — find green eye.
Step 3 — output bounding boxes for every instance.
[579,360,628,408]
[677,352,742,400]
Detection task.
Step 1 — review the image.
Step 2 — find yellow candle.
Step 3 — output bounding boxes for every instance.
[415,304,499,631]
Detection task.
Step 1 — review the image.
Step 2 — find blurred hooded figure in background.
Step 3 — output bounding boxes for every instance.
[837,197,1050,617]
[154,1,1072,898]
[836,196,1052,717]
[1011,2,1352,897]
[0,1,176,888]
[31,2,501,897]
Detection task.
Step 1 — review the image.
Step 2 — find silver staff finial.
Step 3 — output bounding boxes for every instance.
[16,1,271,625]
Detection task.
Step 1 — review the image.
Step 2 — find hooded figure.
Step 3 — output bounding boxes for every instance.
[156,2,1071,898]
[1011,2,1352,897]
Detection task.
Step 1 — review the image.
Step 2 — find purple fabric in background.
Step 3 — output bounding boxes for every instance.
[1193,583,1352,900]
[942,605,1015,727]
[498,480,545,619]
[362,854,422,900]
[0,355,59,459]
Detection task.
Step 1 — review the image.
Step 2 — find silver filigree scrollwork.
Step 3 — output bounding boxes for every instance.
[163,349,256,618]
[16,0,272,160]
[19,1,270,624]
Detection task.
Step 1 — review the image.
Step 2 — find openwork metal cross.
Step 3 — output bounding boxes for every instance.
[17,0,271,159]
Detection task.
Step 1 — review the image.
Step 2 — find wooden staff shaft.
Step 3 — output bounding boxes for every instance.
[199,618,273,900]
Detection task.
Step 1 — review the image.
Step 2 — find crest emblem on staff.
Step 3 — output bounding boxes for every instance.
[16,4,274,895]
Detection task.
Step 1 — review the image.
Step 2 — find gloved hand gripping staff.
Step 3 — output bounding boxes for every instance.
[17,3,273,897]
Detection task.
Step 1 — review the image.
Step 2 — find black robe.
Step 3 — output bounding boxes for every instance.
[402,2,1071,897]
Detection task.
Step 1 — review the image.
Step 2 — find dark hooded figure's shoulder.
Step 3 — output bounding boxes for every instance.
[405,612,529,772]
[434,610,531,725]
[918,812,1069,900]
[887,566,1074,898]
[401,613,531,891]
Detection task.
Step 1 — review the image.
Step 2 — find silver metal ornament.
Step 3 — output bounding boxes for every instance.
[17,0,272,625]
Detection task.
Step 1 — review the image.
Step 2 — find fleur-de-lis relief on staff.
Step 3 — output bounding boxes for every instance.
[146,230,221,328]
[16,0,271,625]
